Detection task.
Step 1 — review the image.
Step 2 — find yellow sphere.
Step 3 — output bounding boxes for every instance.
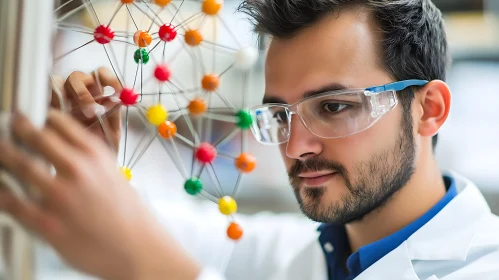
[120,166,132,181]
[218,196,237,215]
[146,104,168,126]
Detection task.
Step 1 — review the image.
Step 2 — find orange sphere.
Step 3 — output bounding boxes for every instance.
[235,153,256,173]
[154,0,171,7]
[133,30,152,48]
[121,0,134,4]
[185,29,203,46]
[227,222,243,240]
[202,74,219,92]
[202,0,222,15]
[188,98,207,116]
[158,121,177,139]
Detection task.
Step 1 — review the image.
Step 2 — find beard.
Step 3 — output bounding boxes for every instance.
[288,112,416,224]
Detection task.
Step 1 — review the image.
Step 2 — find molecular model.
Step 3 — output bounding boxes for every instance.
[53,0,259,241]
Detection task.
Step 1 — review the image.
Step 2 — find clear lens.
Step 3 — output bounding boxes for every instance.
[250,90,398,144]
[299,91,369,138]
[251,105,290,144]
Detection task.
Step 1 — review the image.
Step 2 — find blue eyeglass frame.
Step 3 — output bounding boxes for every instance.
[365,79,428,94]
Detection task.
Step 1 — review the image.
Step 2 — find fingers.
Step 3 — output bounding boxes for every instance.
[64,68,122,131]
[0,138,58,198]
[0,190,63,240]
[64,71,103,120]
[45,109,101,151]
[4,113,84,175]
[8,109,108,164]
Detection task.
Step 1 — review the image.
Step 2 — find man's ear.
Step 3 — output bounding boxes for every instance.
[416,80,451,137]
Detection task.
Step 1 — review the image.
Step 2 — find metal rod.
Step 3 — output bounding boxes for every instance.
[54,39,95,61]
[215,90,237,109]
[206,163,223,197]
[170,0,186,25]
[56,2,88,23]
[203,112,237,123]
[108,2,124,27]
[231,172,244,197]
[199,189,218,203]
[123,107,130,166]
[132,2,163,28]
[102,44,124,89]
[167,136,190,179]
[54,0,76,14]
[126,124,154,168]
[213,126,240,148]
[217,151,236,160]
[129,132,157,169]
[219,62,235,77]
[108,42,125,85]
[126,5,139,30]
[157,136,188,179]
[206,94,213,142]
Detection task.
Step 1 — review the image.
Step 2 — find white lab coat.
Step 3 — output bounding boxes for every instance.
[151,171,499,280]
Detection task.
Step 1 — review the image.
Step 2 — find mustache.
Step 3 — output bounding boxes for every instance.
[288,157,348,179]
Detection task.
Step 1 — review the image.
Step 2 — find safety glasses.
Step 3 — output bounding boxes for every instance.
[249,80,428,145]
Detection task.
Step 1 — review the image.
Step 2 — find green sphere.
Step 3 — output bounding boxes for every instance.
[134,49,149,64]
[236,109,253,129]
[184,178,203,195]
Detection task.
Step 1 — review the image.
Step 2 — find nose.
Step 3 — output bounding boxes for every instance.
[285,115,323,160]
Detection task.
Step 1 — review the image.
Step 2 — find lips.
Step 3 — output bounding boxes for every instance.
[299,171,338,187]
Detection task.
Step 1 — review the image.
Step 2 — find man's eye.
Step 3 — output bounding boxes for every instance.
[321,102,349,113]
[273,111,288,123]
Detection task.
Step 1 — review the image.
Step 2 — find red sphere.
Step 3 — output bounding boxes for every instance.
[154,65,171,82]
[94,25,114,44]
[159,24,177,42]
[195,142,217,164]
[120,88,139,106]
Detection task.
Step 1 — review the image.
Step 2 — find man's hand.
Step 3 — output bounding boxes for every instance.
[51,67,122,152]
[0,110,201,280]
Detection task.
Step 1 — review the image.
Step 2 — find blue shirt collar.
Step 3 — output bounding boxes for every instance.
[318,175,458,279]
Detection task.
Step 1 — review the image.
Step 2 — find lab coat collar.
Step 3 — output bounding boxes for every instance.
[353,171,491,280]
[405,171,491,261]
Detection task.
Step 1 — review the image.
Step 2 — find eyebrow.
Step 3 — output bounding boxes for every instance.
[262,82,353,104]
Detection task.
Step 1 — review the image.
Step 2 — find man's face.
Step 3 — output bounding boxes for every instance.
[264,9,416,224]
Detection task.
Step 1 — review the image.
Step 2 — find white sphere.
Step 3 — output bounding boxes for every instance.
[234,47,258,70]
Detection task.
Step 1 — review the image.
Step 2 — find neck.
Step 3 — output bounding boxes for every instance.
[344,152,446,253]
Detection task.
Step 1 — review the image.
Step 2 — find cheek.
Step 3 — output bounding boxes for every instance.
[322,110,403,169]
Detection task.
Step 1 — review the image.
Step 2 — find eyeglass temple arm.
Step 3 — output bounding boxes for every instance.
[366,79,429,93]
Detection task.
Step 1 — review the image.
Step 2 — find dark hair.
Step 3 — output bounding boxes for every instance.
[238,0,449,150]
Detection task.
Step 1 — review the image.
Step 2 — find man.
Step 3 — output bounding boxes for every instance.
[0,0,498,279]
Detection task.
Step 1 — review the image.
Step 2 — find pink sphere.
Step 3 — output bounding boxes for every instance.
[120,88,138,106]
[195,143,217,164]
[94,25,114,44]
[159,24,177,42]
[154,65,171,82]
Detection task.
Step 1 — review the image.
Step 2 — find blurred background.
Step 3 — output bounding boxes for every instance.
[35,0,499,278]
